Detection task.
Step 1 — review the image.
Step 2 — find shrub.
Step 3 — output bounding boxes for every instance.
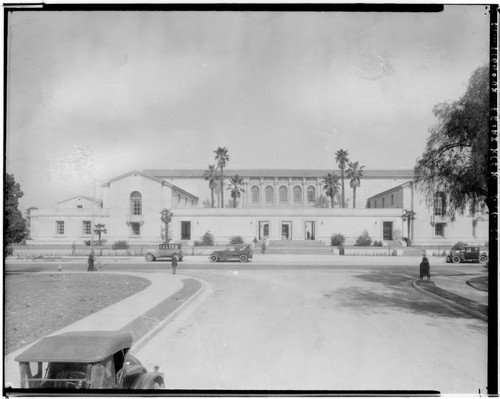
[84,240,107,246]
[200,231,215,246]
[330,233,345,247]
[355,230,372,246]
[112,240,129,250]
[373,240,383,247]
[229,235,244,245]
[452,241,468,250]
[193,240,202,246]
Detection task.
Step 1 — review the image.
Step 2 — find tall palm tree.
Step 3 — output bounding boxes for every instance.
[346,161,365,208]
[335,149,349,208]
[321,172,341,208]
[227,174,246,208]
[203,165,218,208]
[160,208,173,243]
[214,146,230,208]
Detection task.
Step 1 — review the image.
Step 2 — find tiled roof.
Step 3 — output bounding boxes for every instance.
[143,169,414,179]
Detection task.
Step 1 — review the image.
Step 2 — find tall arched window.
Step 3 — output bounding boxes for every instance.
[434,192,446,216]
[279,185,288,204]
[130,191,142,215]
[307,186,316,203]
[265,186,274,204]
[293,186,302,204]
[251,186,260,204]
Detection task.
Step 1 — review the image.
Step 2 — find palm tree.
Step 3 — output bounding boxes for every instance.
[335,149,349,208]
[203,165,218,208]
[214,147,230,208]
[227,174,246,208]
[322,172,341,208]
[160,208,173,243]
[93,223,107,246]
[346,161,365,208]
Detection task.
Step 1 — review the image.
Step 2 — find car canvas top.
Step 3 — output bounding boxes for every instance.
[15,331,133,363]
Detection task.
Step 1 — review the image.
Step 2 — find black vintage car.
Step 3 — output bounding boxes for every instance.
[446,246,488,264]
[209,244,254,263]
[15,331,164,390]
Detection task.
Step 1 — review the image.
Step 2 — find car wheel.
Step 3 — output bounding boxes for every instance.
[145,254,155,262]
[479,255,487,263]
[239,254,248,263]
[210,254,219,262]
[452,255,461,263]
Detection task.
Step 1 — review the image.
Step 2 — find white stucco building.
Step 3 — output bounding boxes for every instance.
[28,169,488,247]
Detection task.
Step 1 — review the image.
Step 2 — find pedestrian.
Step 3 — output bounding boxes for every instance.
[87,250,95,272]
[171,255,178,275]
[71,242,76,256]
[262,240,267,254]
[419,256,431,280]
[253,236,258,249]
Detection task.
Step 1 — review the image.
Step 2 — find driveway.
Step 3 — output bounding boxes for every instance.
[135,266,487,393]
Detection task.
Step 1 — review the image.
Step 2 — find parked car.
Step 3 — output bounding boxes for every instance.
[446,246,488,264]
[14,331,164,389]
[209,244,253,263]
[145,243,183,262]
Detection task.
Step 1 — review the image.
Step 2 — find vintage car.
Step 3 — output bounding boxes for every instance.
[145,243,183,262]
[446,246,488,264]
[209,244,253,263]
[14,331,164,390]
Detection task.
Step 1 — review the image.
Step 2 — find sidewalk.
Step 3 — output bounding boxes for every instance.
[4,256,489,388]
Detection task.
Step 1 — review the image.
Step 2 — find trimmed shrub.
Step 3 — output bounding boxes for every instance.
[355,230,372,247]
[84,240,107,246]
[200,231,215,246]
[112,240,129,250]
[330,233,345,247]
[373,241,383,247]
[452,241,468,250]
[229,235,244,245]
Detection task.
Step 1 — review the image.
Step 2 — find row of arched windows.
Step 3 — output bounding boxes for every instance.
[250,185,316,205]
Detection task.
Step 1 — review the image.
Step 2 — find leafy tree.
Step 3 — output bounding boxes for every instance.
[214,146,230,208]
[314,194,330,208]
[200,231,215,246]
[5,174,29,256]
[346,161,365,208]
[160,209,173,243]
[229,235,244,244]
[203,165,218,208]
[93,224,107,246]
[335,149,349,208]
[227,174,245,208]
[322,172,341,208]
[414,65,490,219]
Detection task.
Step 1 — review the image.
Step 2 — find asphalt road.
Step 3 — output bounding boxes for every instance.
[5,259,488,393]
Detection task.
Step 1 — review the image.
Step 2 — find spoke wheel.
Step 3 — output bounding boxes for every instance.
[452,255,461,264]
[239,254,248,263]
[145,254,155,262]
[210,255,219,262]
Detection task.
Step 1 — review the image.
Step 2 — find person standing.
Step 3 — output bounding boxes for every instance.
[87,250,95,272]
[171,255,178,275]
[419,256,431,280]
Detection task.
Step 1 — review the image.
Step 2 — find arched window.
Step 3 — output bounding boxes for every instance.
[251,186,260,204]
[279,185,288,204]
[265,186,274,204]
[434,192,446,216]
[293,186,302,204]
[307,186,315,203]
[130,191,142,215]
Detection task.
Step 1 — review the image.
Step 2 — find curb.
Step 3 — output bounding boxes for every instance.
[131,277,212,353]
[412,280,488,322]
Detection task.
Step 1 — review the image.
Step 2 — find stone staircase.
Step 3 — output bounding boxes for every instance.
[264,240,333,255]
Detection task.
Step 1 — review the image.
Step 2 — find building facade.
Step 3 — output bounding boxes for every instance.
[28,169,488,247]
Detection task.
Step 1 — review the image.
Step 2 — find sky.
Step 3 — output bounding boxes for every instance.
[5,5,491,211]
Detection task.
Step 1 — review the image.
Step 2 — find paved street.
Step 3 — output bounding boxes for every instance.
[5,259,488,393]
[135,264,487,393]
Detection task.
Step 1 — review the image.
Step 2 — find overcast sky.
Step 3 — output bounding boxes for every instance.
[6,6,491,210]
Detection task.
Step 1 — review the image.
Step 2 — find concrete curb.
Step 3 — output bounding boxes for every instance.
[131,277,213,353]
[412,280,488,322]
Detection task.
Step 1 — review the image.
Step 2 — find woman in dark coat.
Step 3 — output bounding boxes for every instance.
[419,256,431,280]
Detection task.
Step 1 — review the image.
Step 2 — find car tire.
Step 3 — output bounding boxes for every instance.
[210,255,219,262]
[452,255,461,264]
[239,254,248,263]
[479,255,487,263]
[145,254,155,262]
